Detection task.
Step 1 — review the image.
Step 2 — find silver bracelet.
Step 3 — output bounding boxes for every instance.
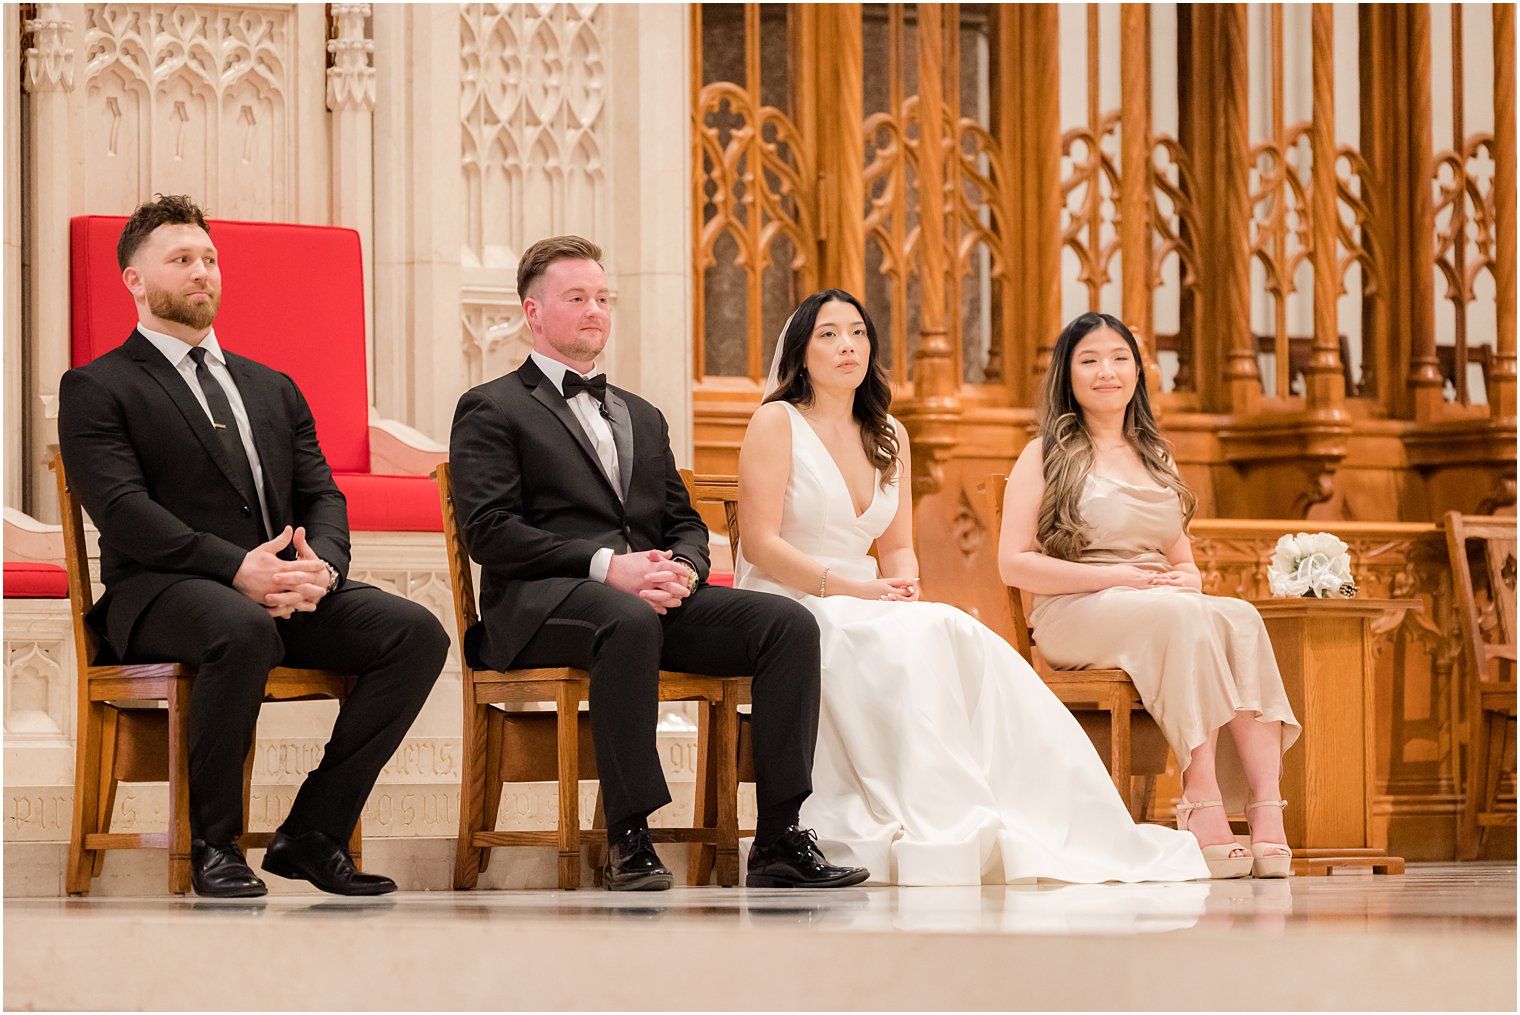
[819,567,829,597]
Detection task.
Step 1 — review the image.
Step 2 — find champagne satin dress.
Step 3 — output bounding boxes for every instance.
[1029,473,1301,810]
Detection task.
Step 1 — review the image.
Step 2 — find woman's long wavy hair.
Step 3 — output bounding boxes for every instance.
[1037,312,1196,560]
[764,289,900,486]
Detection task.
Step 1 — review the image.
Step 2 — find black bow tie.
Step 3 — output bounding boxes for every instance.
[561,372,608,404]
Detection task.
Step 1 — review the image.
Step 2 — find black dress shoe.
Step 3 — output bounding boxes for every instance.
[261,829,397,896]
[604,827,673,892]
[190,840,268,898]
[746,827,870,888]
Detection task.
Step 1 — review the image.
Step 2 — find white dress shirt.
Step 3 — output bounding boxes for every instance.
[138,325,274,538]
[529,351,619,583]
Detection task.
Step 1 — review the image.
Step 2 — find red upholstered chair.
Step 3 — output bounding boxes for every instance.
[69,216,444,531]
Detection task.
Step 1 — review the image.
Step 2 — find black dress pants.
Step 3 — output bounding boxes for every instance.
[502,582,821,827]
[126,579,449,845]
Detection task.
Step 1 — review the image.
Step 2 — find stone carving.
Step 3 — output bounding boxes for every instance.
[81,4,295,219]
[459,4,607,380]
[326,3,375,112]
[23,4,75,93]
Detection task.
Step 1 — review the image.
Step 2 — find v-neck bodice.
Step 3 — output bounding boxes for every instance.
[734,401,899,596]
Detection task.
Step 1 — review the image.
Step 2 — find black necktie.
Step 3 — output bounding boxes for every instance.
[561,372,608,404]
[187,346,265,533]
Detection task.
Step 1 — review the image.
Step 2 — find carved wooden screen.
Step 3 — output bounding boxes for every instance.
[691,4,816,397]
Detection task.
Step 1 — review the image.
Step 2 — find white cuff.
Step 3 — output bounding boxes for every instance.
[590,546,614,583]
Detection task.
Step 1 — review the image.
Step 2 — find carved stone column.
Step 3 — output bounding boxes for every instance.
[372,4,463,440]
[605,4,694,460]
[23,4,76,521]
[327,3,377,383]
[6,18,24,509]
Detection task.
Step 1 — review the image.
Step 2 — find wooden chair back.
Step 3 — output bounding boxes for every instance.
[682,471,741,551]
[982,473,1035,658]
[434,462,751,889]
[432,461,481,655]
[50,450,103,669]
[1445,511,1518,683]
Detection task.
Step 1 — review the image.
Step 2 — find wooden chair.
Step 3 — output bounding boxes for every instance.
[434,462,750,890]
[54,451,359,896]
[984,473,1168,822]
[682,472,759,886]
[1444,512,1518,860]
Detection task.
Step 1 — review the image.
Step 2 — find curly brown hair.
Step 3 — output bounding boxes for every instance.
[116,194,210,270]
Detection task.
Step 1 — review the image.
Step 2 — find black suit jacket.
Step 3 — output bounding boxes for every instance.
[448,356,710,668]
[57,329,356,657]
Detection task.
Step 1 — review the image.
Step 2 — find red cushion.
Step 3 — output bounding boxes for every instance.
[4,563,69,599]
[70,216,371,474]
[707,572,734,588]
[335,473,442,532]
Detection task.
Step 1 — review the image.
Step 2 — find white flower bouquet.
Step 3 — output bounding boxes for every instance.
[1267,532,1359,599]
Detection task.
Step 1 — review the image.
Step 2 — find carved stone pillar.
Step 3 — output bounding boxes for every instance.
[372,4,463,440]
[327,3,377,384]
[6,18,23,509]
[605,4,694,460]
[23,4,77,522]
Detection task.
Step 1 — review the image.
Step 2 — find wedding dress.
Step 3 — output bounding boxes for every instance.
[735,402,1209,885]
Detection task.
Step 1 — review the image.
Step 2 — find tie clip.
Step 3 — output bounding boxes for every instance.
[212,422,228,429]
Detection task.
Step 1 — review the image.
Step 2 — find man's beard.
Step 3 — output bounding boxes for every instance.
[146,281,220,330]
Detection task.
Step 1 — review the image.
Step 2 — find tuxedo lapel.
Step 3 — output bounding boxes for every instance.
[126,331,256,506]
[224,355,284,525]
[604,389,635,500]
[519,359,617,497]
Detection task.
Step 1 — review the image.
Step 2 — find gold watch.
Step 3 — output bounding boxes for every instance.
[673,557,700,594]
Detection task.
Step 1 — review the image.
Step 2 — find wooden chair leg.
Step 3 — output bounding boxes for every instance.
[1109,692,1134,818]
[555,684,582,890]
[1478,709,1511,857]
[714,685,741,887]
[690,701,718,886]
[167,681,193,895]
[453,700,489,890]
[91,707,121,879]
[1459,709,1488,861]
[479,707,504,874]
[66,697,106,896]
[589,787,607,888]
[1135,774,1158,824]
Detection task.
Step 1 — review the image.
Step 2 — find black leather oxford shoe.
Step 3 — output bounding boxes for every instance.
[261,829,397,896]
[746,826,870,888]
[190,840,268,898]
[604,827,674,892]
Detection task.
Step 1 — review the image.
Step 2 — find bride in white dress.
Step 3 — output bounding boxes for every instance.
[734,290,1207,886]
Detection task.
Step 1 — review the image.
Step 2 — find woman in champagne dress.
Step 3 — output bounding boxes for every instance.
[998,312,1301,878]
[734,291,1207,886]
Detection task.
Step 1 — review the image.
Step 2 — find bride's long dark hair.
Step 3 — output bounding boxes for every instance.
[764,289,900,486]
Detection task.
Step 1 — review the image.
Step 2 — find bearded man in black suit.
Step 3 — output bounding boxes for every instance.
[448,235,866,890]
[57,195,449,897]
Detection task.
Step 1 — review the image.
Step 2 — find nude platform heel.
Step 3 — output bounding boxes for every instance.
[1245,798,1294,878]
[1175,798,1252,879]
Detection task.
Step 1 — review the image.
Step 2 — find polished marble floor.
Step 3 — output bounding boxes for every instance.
[5,863,1515,1010]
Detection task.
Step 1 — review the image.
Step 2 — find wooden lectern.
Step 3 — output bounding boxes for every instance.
[1250,597,1421,876]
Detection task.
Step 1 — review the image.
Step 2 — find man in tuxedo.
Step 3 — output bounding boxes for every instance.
[57,195,448,897]
[449,236,867,890]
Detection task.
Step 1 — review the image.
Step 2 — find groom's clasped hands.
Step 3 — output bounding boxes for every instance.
[606,548,694,615]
